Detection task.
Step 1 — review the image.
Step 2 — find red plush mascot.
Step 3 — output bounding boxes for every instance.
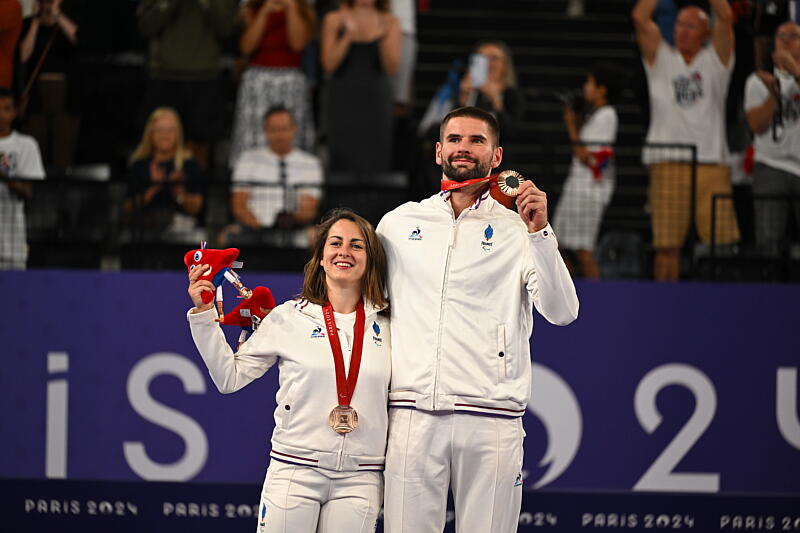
[222,286,277,345]
[184,242,253,323]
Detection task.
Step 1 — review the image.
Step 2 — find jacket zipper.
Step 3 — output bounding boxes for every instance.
[433,218,458,409]
[337,433,347,470]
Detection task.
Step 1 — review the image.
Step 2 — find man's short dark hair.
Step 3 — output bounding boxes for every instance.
[589,62,627,104]
[0,87,14,102]
[263,105,294,124]
[440,106,501,146]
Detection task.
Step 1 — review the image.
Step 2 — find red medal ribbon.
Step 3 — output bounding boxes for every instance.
[440,175,500,191]
[322,299,366,406]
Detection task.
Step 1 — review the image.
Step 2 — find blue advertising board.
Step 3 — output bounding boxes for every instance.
[0,271,798,498]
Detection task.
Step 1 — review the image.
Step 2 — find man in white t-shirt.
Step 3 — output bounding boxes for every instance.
[744,22,800,256]
[223,105,323,248]
[633,0,741,281]
[553,63,620,280]
[0,87,45,270]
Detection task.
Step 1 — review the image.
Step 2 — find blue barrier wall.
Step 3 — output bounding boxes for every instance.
[1,271,798,496]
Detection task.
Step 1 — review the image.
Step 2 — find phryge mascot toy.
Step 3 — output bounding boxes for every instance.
[184,243,276,344]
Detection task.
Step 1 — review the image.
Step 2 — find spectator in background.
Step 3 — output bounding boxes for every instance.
[745,21,800,256]
[390,0,416,114]
[0,87,45,270]
[19,0,79,170]
[0,0,22,90]
[753,0,791,69]
[458,40,524,168]
[124,107,205,235]
[553,63,621,280]
[221,106,322,249]
[137,0,237,170]
[633,0,740,281]
[230,0,316,168]
[321,0,400,174]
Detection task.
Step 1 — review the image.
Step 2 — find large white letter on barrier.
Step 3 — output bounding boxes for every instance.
[123,353,208,481]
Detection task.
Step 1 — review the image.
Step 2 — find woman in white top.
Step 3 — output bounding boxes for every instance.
[187,208,390,533]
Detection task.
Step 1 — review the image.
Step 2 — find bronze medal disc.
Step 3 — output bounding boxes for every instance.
[329,405,359,434]
[497,170,526,197]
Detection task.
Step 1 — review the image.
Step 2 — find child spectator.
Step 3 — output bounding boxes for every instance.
[0,87,45,270]
[553,63,621,280]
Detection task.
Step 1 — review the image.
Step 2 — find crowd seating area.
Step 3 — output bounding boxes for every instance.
[1,0,799,281]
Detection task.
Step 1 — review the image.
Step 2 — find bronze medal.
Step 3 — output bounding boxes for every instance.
[496,170,526,197]
[322,301,366,435]
[329,405,359,434]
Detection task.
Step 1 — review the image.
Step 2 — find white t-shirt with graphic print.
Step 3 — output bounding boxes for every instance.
[745,69,800,177]
[643,41,734,165]
[0,131,45,267]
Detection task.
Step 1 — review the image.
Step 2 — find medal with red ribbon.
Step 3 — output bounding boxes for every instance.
[440,170,526,197]
[322,299,366,434]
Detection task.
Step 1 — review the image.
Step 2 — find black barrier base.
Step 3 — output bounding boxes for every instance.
[2,478,798,532]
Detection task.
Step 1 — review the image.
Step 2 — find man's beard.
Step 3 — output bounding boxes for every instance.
[441,154,492,182]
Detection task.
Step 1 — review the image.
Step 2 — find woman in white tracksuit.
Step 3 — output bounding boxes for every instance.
[187,208,390,533]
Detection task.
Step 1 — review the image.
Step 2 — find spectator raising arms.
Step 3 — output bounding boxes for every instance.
[321,0,400,174]
[633,0,741,281]
[124,107,204,234]
[230,0,316,167]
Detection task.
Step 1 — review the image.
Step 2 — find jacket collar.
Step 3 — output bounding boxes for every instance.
[294,296,386,323]
[435,184,494,215]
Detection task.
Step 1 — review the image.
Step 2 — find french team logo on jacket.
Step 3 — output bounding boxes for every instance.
[408,226,422,240]
[310,326,326,338]
[481,224,494,252]
[259,503,267,531]
[372,321,383,346]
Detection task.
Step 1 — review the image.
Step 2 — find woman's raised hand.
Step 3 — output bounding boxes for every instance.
[188,264,215,312]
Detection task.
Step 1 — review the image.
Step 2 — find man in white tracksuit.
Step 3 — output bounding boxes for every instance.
[377,106,579,532]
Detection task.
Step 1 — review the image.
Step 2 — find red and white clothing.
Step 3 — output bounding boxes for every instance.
[377,190,578,533]
[229,9,314,165]
[553,105,618,251]
[188,298,391,532]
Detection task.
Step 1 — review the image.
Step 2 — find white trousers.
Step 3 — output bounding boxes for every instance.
[256,460,383,533]
[384,409,525,533]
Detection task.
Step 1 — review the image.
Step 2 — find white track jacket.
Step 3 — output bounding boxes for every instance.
[376,189,579,417]
[188,298,391,471]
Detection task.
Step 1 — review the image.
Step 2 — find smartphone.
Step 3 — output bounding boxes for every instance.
[468,54,489,88]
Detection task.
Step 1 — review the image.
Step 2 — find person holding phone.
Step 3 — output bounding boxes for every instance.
[187,208,391,532]
[458,41,524,165]
[744,21,800,257]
